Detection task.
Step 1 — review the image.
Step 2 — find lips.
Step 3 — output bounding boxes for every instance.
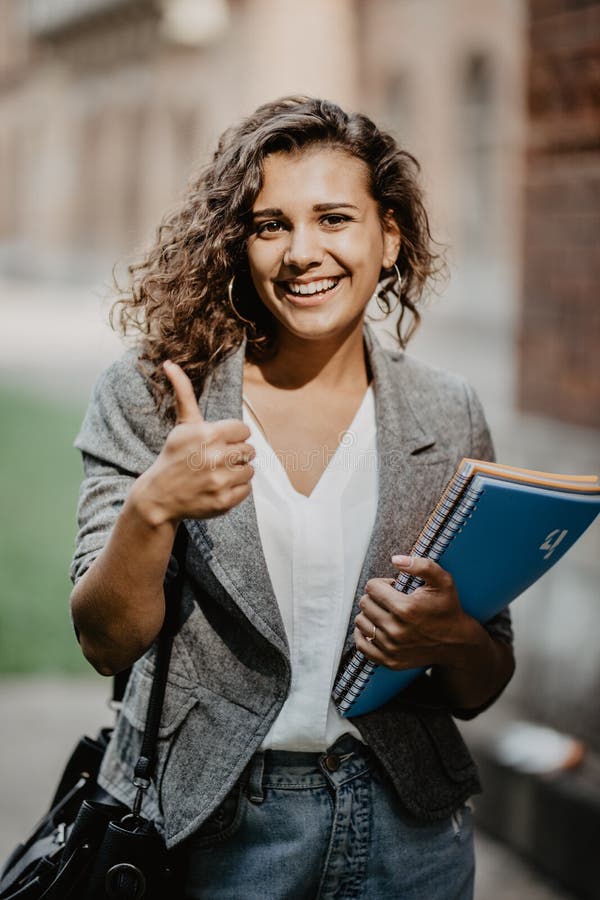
[285,276,340,296]
[276,275,344,305]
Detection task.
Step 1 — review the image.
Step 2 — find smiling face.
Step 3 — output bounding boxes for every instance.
[245,147,400,346]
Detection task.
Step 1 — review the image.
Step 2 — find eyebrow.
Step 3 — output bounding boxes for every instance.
[252,202,359,219]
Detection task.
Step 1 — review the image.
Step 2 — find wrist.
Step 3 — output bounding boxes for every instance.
[436,614,490,673]
[128,470,179,531]
[431,619,514,713]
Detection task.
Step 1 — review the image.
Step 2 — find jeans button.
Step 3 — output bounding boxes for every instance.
[324,753,340,772]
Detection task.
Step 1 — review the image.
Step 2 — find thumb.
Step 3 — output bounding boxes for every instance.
[163,360,204,424]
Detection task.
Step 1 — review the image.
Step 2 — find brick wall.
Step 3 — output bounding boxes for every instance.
[518,0,600,427]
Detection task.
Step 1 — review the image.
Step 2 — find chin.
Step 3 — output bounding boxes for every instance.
[280,315,364,343]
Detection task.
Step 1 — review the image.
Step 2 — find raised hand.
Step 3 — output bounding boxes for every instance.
[132,360,255,525]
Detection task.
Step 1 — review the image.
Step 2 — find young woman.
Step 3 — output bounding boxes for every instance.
[70,96,515,899]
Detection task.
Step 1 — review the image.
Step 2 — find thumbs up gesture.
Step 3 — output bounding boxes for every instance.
[133,360,255,526]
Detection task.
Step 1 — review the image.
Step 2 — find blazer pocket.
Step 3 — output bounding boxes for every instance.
[118,664,200,820]
[415,707,478,782]
[120,664,199,738]
[411,454,455,492]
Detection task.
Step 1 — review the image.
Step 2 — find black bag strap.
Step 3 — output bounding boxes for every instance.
[112,669,130,707]
[130,523,189,818]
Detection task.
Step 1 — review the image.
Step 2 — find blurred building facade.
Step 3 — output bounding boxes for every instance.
[0,0,359,279]
[1,0,524,316]
[519,0,600,429]
[2,1,598,423]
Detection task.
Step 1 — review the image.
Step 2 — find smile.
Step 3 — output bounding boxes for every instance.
[276,276,344,307]
[285,277,341,296]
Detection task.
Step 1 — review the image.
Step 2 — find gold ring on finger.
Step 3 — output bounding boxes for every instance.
[365,624,378,644]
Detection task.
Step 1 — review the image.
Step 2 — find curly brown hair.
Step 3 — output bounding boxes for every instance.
[111,96,445,420]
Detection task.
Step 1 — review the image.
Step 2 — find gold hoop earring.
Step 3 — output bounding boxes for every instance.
[227,275,254,328]
[374,263,402,316]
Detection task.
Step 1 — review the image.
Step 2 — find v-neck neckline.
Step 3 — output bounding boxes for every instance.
[243,385,374,502]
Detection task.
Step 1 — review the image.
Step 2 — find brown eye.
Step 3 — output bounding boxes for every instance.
[321,215,351,227]
[257,221,285,235]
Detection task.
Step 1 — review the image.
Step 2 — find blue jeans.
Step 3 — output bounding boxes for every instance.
[183,733,474,899]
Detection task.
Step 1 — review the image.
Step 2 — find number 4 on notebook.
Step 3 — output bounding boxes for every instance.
[539,528,568,559]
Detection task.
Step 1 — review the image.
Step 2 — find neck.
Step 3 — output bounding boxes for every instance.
[247,318,370,392]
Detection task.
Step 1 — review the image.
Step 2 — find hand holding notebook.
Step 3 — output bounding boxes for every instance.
[333,459,600,717]
[354,551,478,674]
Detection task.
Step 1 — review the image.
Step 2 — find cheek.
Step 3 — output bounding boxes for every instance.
[347,250,385,301]
[247,249,275,299]
[247,238,279,278]
[342,230,385,279]
[246,251,281,312]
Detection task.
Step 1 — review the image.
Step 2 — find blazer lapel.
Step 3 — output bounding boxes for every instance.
[184,338,289,657]
[340,324,447,656]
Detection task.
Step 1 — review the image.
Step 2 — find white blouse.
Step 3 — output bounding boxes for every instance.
[243,386,378,751]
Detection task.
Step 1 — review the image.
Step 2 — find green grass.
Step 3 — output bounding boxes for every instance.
[0,382,94,673]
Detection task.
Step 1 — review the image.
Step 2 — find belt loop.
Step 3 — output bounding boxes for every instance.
[247,751,265,804]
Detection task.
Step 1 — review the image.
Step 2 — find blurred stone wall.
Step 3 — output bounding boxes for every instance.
[518,0,600,428]
[0,0,359,281]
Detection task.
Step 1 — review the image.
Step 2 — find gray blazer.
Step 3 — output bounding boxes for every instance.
[70,323,513,850]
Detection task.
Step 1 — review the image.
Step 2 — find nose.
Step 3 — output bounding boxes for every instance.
[283,225,324,270]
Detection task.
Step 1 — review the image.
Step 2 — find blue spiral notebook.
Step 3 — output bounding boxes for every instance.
[333,459,600,717]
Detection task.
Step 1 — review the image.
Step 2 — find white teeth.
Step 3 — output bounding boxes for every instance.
[287,278,339,296]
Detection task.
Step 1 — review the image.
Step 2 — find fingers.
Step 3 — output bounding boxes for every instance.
[354,624,392,665]
[354,602,404,667]
[212,419,252,444]
[355,609,383,643]
[354,591,431,670]
[163,362,251,443]
[362,577,402,614]
[224,462,255,488]
[355,593,402,647]
[354,559,461,670]
[202,481,253,518]
[391,554,454,591]
[163,360,204,425]
[217,442,256,468]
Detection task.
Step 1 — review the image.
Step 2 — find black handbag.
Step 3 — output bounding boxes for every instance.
[0,526,189,900]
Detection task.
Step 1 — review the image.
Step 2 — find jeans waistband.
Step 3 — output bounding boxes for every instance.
[244,733,374,803]
[262,733,369,769]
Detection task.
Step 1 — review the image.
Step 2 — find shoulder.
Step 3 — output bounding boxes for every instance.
[382,347,494,462]
[90,348,158,416]
[74,348,169,473]
[97,345,151,384]
[384,347,478,421]
[386,349,471,400]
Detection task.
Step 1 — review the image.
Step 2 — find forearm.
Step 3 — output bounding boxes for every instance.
[70,476,178,676]
[432,616,515,714]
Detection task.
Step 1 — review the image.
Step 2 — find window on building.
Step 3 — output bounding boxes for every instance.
[459,52,496,255]
[384,70,412,145]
